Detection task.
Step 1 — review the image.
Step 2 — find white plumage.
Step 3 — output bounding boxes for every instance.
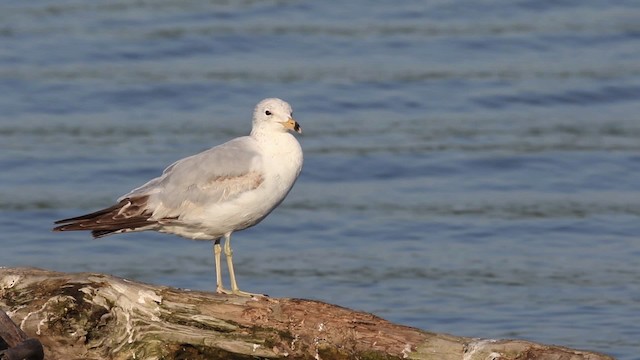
[54,98,303,296]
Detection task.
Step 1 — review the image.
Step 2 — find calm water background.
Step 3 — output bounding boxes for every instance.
[1,1,639,358]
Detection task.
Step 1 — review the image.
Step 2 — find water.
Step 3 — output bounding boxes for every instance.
[1,1,640,358]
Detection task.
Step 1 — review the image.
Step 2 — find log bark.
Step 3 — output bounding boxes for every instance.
[0,267,613,360]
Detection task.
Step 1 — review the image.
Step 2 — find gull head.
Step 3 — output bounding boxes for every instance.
[252,98,302,135]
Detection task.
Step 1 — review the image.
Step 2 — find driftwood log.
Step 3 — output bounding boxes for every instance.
[0,267,613,360]
[0,307,44,360]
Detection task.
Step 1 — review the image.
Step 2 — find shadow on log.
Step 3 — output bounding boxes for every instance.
[0,307,44,360]
[0,267,612,360]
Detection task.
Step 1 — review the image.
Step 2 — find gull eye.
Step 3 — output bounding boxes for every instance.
[265,110,272,116]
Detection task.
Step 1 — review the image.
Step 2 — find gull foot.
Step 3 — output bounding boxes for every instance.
[216,287,267,298]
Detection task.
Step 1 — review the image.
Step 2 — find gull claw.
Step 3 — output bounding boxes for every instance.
[216,287,267,298]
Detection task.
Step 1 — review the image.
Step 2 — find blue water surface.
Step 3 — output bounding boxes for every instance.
[1,1,639,358]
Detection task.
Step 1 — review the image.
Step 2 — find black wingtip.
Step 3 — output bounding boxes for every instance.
[91,230,116,238]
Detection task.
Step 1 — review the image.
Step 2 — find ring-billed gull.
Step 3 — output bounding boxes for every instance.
[53,98,303,296]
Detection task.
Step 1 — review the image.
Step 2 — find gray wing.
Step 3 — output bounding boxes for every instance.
[120,136,265,219]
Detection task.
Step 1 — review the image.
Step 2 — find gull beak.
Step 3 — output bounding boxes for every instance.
[283,118,302,134]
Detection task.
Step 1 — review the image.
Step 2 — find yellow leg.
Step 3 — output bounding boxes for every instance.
[222,233,264,297]
[213,240,226,294]
[224,233,240,292]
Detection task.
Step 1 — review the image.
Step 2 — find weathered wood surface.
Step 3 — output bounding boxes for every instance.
[0,307,44,360]
[0,267,613,360]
